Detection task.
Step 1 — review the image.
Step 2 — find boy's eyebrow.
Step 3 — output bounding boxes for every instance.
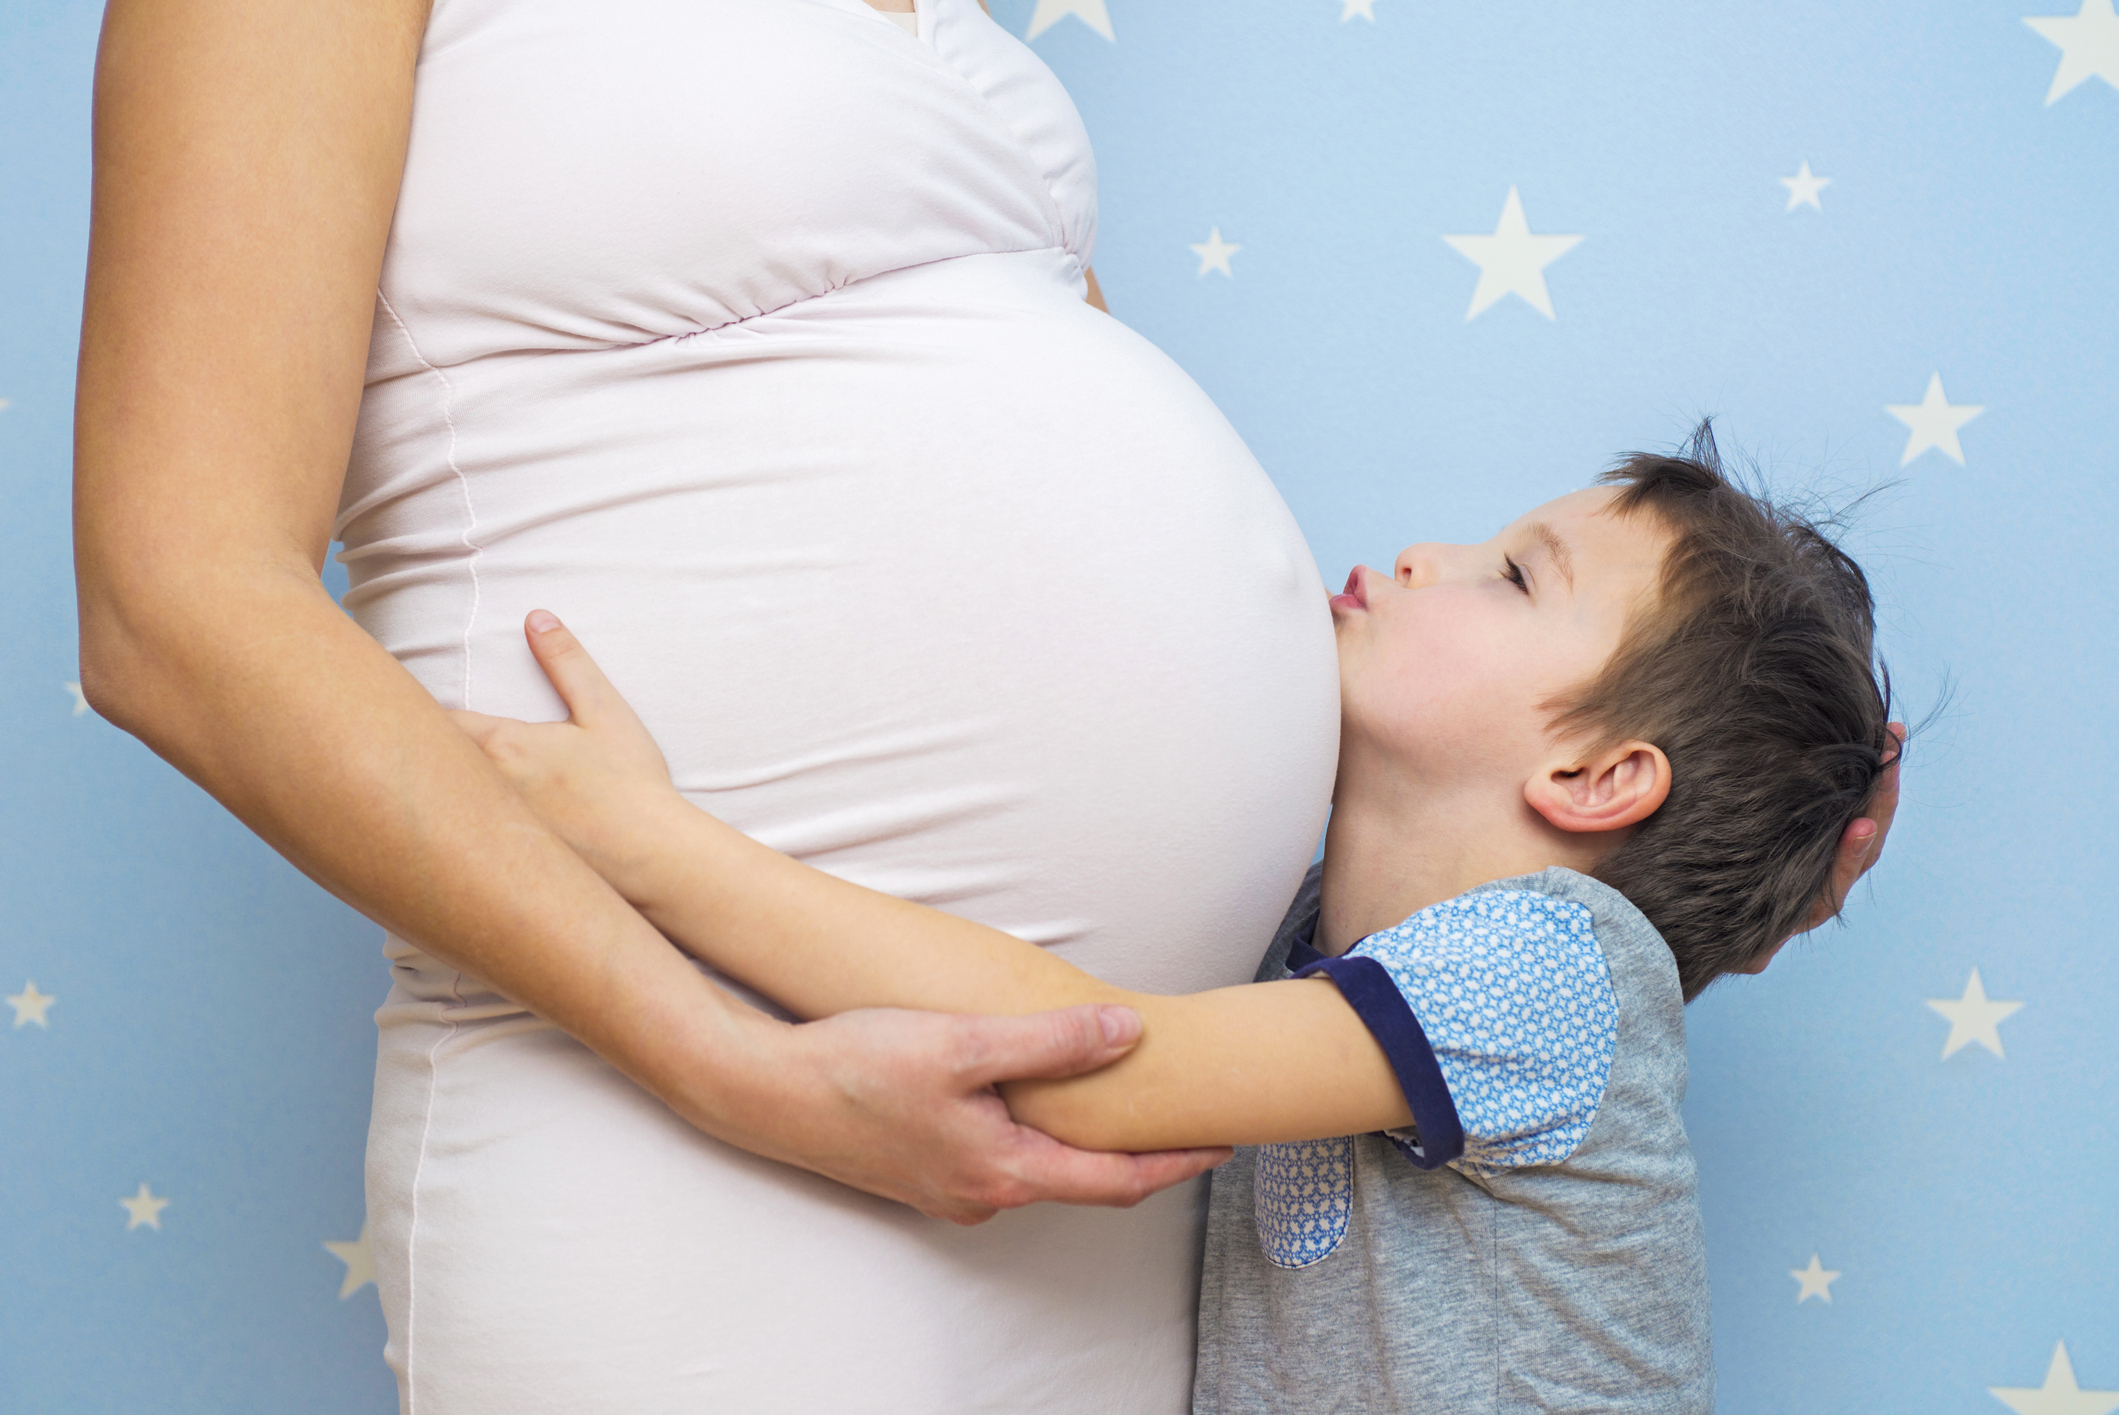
[1529,521,1575,591]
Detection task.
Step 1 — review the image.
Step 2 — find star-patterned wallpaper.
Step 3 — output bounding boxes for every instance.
[4,1,2115,1411]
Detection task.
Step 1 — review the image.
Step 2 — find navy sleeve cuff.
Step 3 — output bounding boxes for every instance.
[1290,954,1465,1170]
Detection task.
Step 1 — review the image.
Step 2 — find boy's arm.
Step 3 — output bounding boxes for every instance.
[457,613,1415,1152]
[619,794,1413,1150]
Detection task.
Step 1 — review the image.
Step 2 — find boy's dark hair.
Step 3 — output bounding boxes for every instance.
[1551,423,1897,1001]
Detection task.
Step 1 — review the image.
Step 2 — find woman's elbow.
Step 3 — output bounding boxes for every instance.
[73,574,223,738]
[74,597,161,733]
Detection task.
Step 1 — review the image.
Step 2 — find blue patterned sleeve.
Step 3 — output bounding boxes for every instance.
[1339,891,1618,1176]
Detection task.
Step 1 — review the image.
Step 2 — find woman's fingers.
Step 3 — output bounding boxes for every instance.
[977,1130,1232,1219]
[1813,819,1878,926]
[1749,729,1902,969]
[789,1007,1231,1224]
[1867,722,1906,836]
[1797,721,1909,934]
[1797,813,1880,935]
[1832,722,1906,907]
[950,1005,1144,1086]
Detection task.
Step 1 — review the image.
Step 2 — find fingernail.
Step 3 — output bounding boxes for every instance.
[1098,1006,1140,1047]
[527,610,560,635]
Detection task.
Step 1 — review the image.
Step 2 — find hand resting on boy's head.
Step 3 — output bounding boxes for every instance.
[1733,720,1901,976]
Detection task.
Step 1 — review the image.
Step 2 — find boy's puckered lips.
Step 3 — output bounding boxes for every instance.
[1331,566,1370,612]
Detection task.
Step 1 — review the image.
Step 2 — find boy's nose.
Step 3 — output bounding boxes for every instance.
[1394,544,1443,588]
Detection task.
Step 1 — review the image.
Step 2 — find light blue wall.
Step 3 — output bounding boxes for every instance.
[5,1,2113,1410]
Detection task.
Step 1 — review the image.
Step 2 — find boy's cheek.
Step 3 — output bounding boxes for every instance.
[1341,618,1514,742]
[1372,659,1540,760]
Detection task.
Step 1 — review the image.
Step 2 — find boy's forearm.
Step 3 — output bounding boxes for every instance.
[617,799,1416,1152]
[620,795,1127,1021]
[1001,980,1411,1151]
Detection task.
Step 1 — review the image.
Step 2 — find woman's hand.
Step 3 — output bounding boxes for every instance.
[768,1005,1230,1225]
[1810,720,1906,919]
[448,610,683,894]
[1737,722,1906,975]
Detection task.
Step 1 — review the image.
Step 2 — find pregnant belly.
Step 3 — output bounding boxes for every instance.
[343,249,1339,993]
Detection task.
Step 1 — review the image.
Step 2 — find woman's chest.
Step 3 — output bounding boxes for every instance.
[388,0,1096,361]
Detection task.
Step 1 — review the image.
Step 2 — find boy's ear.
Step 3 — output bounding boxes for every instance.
[1525,740,1671,836]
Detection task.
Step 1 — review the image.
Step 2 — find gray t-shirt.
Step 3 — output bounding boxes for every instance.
[1193,866,1713,1414]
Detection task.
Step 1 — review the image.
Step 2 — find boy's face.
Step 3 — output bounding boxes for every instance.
[1332,487,1671,791]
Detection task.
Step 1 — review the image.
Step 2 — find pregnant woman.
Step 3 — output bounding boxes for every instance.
[74,0,1337,1409]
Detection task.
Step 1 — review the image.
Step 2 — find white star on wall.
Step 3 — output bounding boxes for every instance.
[1341,0,1377,20]
[1781,161,1831,212]
[121,1183,170,1230]
[1927,968,2024,1059]
[1027,0,1113,41]
[2025,1,2119,105]
[1886,373,1984,465]
[1191,227,1241,278]
[1991,1343,2119,1415]
[1442,187,1582,321]
[324,1219,378,1299]
[64,683,91,716]
[1790,1253,1841,1303]
[9,982,55,1028]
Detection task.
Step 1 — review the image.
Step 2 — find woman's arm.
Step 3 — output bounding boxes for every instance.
[1084,266,1107,311]
[73,0,1218,1223]
[458,614,1417,1152]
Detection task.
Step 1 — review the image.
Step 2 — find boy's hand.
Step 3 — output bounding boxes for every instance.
[448,610,683,894]
[454,618,1231,1212]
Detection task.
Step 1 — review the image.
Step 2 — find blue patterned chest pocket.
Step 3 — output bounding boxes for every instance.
[1253,1136,1354,1268]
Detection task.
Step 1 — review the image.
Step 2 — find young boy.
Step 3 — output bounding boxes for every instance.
[453,431,1897,1412]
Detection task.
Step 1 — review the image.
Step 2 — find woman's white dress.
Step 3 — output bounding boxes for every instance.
[342,0,1338,1409]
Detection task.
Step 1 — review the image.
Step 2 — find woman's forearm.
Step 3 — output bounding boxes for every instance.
[77,569,796,1140]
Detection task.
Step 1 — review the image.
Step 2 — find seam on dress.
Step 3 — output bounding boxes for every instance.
[375,290,479,1415]
[636,242,1064,350]
[811,0,1071,244]
[931,0,1081,254]
[400,967,469,1415]
[439,240,1071,361]
[377,292,484,708]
